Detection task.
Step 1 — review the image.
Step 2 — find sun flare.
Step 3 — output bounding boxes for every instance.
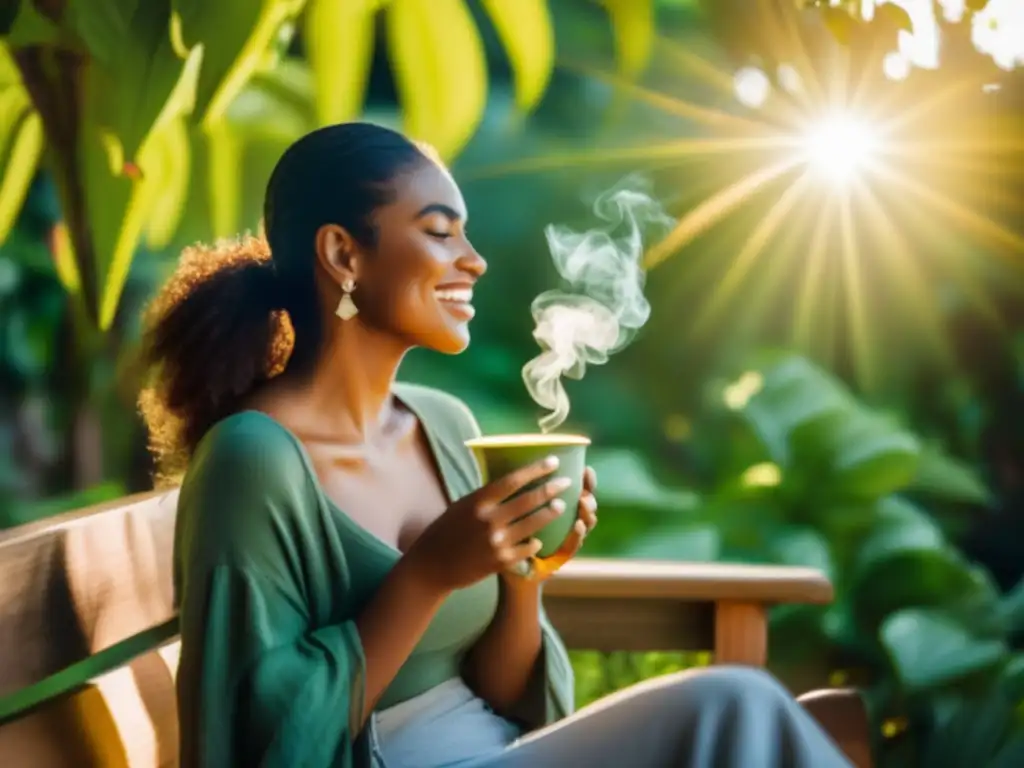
[802,114,883,185]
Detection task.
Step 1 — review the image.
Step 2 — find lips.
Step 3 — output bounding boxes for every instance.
[435,286,475,320]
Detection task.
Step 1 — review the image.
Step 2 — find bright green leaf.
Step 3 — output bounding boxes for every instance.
[82,118,177,329]
[144,115,191,249]
[64,0,195,163]
[601,0,655,76]
[172,0,307,127]
[910,444,992,506]
[0,46,42,244]
[482,0,554,111]
[881,608,1007,694]
[741,356,852,465]
[826,414,921,499]
[205,119,242,239]
[64,0,202,326]
[386,0,488,160]
[0,108,42,244]
[851,499,983,631]
[305,0,376,126]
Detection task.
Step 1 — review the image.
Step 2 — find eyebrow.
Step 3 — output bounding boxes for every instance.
[415,203,464,221]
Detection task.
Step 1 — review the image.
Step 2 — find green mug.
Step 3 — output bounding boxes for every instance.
[465,433,590,559]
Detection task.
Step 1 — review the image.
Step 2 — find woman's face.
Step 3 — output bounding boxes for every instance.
[342,161,487,355]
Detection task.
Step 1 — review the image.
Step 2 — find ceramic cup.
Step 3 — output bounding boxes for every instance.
[465,433,590,558]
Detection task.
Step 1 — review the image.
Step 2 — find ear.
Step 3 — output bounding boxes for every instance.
[314,223,361,287]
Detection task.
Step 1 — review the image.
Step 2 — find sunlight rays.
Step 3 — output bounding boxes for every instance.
[689,171,813,337]
[462,135,794,181]
[872,163,1024,258]
[793,193,837,351]
[643,156,802,269]
[564,61,775,135]
[838,190,876,389]
[851,180,956,364]
[473,8,1021,388]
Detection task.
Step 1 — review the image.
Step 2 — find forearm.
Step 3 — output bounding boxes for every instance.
[463,577,543,716]
[355,554,449,728]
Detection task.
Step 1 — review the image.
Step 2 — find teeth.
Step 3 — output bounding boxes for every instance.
[435,288,473,303]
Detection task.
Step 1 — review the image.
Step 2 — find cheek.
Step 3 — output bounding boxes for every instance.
[372,245,448,322]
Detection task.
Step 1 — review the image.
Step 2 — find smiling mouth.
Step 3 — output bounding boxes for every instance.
[435,287,475,320]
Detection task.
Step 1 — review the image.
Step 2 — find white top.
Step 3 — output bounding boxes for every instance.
[371,677,522,767]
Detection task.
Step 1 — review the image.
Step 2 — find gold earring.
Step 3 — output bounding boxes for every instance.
[335,278,358,320]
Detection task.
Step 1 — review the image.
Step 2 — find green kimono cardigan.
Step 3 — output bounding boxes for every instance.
[173,383,575,767]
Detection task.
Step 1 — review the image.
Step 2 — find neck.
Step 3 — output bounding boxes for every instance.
[294,317,411,439]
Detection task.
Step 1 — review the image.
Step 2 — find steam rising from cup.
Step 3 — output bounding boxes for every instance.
[523,177,674,432]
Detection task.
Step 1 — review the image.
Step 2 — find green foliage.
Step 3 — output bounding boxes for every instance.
[549,354,1020,766]
[0,3,1020,766]
[0,0,655,330]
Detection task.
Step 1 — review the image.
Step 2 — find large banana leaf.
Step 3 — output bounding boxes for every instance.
[171,0,307,127]
[386,0,487,160]
[304,0,376,126]
[0,45,41,244]
[482,0,555,111]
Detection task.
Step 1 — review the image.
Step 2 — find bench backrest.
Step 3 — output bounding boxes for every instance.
[0,491,182,767]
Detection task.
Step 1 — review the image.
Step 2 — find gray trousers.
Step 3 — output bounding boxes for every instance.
[376,666,854,768]
[468,666,854,768]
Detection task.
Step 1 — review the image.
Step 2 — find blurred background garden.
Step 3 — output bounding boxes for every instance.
[1,0,1023,765]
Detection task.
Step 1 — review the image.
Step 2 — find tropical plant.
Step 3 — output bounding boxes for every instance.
[542,353,1022,767]
[0,0,658,331]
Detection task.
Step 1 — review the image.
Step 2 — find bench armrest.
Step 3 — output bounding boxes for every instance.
[544,558,833,665]
[547,559,833,603]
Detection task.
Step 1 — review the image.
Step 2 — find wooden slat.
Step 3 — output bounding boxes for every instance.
[547,558,834,605]
[0,491,178,698]
[545,596,714,653]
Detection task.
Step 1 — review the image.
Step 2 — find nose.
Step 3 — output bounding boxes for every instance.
[456,245,487,279]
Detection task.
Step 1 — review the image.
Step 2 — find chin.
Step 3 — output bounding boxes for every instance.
[431,330,471,355]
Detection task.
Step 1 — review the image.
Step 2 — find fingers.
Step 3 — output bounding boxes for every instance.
[578,491,598,530]
[495,537,542,566]
[478,455,560,505]
[491,476,571,526]
[502,499,566,544]
[583,466,597,493]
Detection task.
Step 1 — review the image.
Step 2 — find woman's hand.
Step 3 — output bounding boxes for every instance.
[405,456,570,593]
[509,466,599,583]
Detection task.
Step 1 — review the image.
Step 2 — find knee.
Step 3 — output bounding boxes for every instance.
[663,666,791,706]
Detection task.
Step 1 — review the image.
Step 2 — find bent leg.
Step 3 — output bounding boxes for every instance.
[464,667,853,768]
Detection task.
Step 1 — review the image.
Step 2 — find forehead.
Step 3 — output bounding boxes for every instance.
[387,161,467,218]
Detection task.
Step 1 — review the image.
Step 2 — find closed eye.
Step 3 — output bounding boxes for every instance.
[426,230,452,240]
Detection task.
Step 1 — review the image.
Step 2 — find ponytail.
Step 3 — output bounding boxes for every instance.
[138,235,295,483]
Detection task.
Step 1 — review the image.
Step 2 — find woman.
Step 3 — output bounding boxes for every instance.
[140,122,852,768]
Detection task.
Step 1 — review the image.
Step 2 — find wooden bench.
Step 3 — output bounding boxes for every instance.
[0,490,872,767]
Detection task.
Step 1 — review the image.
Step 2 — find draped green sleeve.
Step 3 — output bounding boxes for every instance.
[173,413,367,768]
